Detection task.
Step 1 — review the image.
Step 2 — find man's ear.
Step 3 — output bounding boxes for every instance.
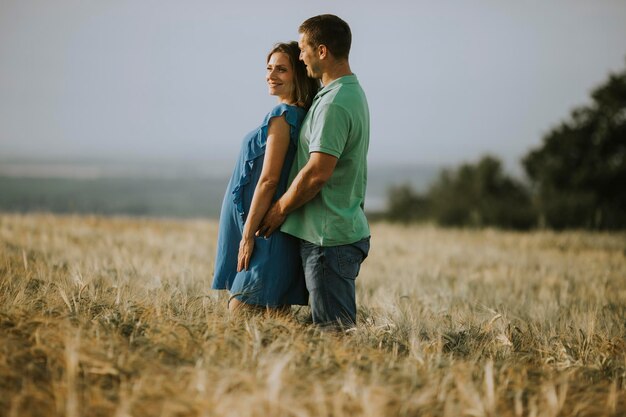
[318,44,328,59]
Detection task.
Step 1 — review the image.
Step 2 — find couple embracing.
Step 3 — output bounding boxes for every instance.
[212,14,370,330]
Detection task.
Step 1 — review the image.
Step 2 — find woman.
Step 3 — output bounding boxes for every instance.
[212,42,319,313]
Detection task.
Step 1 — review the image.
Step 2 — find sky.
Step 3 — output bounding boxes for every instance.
[1,0,625,173]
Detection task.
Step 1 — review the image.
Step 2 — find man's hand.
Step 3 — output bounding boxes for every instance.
[256,202,286,238]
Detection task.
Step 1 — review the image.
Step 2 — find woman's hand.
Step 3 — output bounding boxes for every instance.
[237,235,255,272]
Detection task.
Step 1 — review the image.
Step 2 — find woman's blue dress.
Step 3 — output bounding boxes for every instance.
[212,103,308,307]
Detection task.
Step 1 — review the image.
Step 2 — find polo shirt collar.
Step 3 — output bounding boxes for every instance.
[315,74,358,99]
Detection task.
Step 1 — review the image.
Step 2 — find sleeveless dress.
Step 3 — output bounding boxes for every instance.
[211,103,308,307]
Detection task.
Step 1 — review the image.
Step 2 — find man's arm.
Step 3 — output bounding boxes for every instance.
[256,151,337,237]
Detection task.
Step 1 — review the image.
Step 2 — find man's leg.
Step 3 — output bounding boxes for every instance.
[300,238,370,328]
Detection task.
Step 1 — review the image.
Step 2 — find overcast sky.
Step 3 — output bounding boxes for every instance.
[1,0,625,171]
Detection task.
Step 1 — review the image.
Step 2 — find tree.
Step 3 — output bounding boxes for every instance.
[523,63,626,229]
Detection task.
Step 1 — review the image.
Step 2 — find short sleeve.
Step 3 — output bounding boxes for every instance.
[309,103,350,158]
[260,104,305,146]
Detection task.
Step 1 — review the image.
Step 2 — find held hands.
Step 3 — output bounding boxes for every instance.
[239,202,287,271]
[256,202,286,239]
[237,235,255,272]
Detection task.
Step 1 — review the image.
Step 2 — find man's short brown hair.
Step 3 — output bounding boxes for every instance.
[299,14,352,60]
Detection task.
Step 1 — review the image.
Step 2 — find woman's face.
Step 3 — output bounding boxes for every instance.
[266,52,295,103]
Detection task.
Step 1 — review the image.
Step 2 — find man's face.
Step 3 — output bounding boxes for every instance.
[298,33,321,79]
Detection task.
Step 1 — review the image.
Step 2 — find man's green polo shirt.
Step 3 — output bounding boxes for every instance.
[281,74,370,246]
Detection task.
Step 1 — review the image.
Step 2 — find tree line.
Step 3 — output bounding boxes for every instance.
[384,62,626,230]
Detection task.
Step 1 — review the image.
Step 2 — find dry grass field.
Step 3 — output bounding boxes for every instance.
[1,213,625,417]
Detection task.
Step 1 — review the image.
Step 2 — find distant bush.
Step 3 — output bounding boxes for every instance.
[383,156,535,230]
[427,156,535,230]
[385,184,430,223]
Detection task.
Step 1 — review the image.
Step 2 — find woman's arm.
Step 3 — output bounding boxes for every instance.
[237,115,291,271]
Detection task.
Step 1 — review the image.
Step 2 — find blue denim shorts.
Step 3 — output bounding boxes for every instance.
[300,237,370,328]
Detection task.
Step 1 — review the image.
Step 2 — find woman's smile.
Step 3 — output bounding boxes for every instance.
[266,52,295,103]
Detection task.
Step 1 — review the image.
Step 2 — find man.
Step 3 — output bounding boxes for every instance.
[257,14,370,329]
